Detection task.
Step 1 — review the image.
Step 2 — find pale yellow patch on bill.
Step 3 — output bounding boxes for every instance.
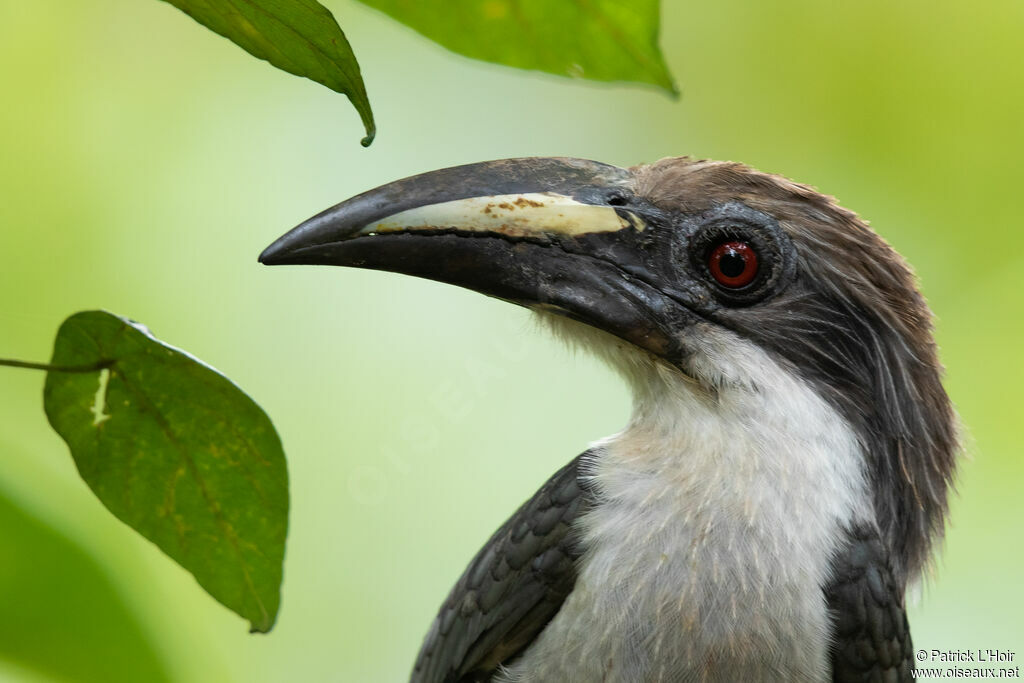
[361,192,641,238]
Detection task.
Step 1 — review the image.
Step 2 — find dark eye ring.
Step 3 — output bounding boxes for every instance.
[708,241,758,288]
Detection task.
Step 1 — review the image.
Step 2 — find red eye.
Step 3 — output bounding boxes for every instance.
[708,241,758,288]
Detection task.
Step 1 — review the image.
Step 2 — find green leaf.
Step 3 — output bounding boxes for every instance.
[159,0,376,145]
[0,481,172,682]
[43,311,289,633]
[357,0,677,94]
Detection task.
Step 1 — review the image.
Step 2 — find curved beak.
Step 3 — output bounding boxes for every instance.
[260,157,686,360]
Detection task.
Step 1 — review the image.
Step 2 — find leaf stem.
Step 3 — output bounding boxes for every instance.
[0,358,114,373]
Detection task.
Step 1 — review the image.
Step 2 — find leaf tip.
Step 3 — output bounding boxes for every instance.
[248,610,277,634]
[360,126,377,147]
[649,61,680,99]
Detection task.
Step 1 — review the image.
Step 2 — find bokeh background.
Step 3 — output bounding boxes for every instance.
[1,1,1021,681]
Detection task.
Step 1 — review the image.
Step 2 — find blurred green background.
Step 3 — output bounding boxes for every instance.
[1,1,1021,681]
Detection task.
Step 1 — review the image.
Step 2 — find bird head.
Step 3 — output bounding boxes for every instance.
[260,156,958,583]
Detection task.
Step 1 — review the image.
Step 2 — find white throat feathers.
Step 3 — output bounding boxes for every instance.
[498,313,874,683]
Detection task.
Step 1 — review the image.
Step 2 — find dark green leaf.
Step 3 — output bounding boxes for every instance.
[357,0,677,94]
[0,481,172,682]
[43,311,289,633]
[160,0,376,145]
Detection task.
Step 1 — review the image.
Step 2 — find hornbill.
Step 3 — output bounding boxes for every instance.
[260,157,959,682]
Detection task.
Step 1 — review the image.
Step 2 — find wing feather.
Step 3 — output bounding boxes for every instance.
[411,455,593,683]
[827,526,914,682]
